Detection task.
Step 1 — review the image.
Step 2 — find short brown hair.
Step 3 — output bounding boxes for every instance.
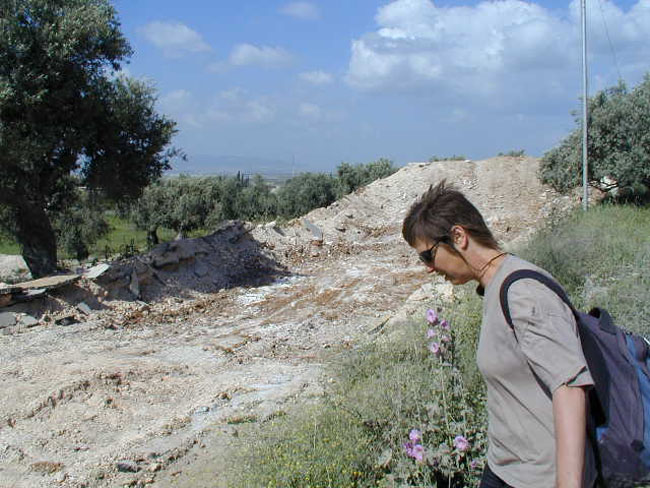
[402,180,500,250]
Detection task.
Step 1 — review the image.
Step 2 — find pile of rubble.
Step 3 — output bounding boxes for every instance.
[0,221,288,335]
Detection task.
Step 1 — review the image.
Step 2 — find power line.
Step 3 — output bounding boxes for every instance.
[596,0,623,81]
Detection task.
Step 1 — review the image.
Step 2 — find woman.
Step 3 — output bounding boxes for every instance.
[402,181,595,488]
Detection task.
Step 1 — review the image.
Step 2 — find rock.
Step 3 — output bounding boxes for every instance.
[30,461,63,474]
[116,461,139,473]
[55,316,79,327]
[17,274,80,291]
[18,314,39,328]
[302,219,323,241]
[128,270,140,299]
[0,312,16,328]
[54,471,67,483]
[12,288,47,303]
[77,302,93,315]
[148,463,162,472]
[194,261,209,277]
[0,254,32,283]
[84,263,110,280]
[0,294,12,307]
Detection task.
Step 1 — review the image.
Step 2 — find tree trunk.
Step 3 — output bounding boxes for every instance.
[147,228,159,248]
[14,201,58,278]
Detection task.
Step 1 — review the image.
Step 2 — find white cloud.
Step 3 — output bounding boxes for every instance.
[299,70,334,85]
[158,89,203,128]
[141,21,211,58]
[208,88,276,124]
[280,2,321,20]
[158,88,275,128]
[296,102,345,126]
[299,102,322,120]
[346,0,650,103]
[229,44,292,67]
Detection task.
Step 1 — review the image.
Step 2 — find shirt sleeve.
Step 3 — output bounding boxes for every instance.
[508,279,594,393]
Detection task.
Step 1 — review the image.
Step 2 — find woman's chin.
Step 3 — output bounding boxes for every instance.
[446,275,470,286]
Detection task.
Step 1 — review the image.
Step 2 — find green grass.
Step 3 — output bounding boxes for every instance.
[0,235,20,255]
[517,204,650,336]
[221,203,650,487]
[0,215,204,260]
[91,215,178,259]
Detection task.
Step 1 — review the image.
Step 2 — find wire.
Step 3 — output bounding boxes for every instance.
[596,0,623,82]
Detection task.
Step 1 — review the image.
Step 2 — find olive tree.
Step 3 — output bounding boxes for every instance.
[0,0,178,276]
[540,75,650,196]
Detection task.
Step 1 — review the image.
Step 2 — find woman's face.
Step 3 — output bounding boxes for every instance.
[413,237,475,285]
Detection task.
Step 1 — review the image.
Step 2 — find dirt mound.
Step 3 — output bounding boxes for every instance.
[253,156,575,261]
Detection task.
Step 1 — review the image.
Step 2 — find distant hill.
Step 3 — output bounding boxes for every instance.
[167,154,311,181]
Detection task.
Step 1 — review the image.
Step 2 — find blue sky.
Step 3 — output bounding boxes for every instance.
[112,0,649,174]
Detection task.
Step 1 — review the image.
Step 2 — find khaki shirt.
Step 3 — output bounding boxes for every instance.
[476,255,594,487]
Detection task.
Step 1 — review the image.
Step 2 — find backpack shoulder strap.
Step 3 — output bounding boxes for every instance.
[499,269,578,400]
[499,269,577,330]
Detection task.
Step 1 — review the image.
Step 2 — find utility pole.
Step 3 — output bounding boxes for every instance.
[581,0,589,210]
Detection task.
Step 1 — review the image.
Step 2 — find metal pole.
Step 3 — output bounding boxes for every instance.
[581,0,589,210]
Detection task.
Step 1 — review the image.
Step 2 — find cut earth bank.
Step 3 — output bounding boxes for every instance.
[0,157,585,487]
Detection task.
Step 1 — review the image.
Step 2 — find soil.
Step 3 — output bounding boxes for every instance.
[0,157,583,487]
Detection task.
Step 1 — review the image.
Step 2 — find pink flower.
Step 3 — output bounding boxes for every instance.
[441,334,451,343]
[404,442,425,462]
[427,328,436,339]
[412,444,425,462]
[426,309,439,325]
[440,319,450,330]
[453,435,470,452]
[409,429,422,443]
[428,342,441,355]
[470,459,479,469]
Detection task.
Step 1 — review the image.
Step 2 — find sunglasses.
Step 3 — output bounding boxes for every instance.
[418,237,448,265]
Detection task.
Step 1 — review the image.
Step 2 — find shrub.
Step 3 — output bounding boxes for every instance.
[497,150,526,157]
[335,159,397,198]
[428,155,467,162]
[276,173,337,219]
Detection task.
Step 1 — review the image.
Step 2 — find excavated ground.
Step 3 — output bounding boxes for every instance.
[0,157,583,487]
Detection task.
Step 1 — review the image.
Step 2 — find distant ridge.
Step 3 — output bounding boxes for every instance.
[166,154,306,178]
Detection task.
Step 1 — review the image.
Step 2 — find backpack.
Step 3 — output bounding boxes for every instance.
[500,269,650,488]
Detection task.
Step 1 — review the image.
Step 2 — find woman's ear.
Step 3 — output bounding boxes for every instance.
[450,225,468,249]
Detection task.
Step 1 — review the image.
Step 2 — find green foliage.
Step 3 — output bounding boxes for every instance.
[129,181,172,246]
[335,158,397,198]
[232,405,375,488]
[237,174,278,221]
[0,0,178,276]
[428,155,467,162]
[54,191,109,260]
[276,172,337,219]
[165,176,220,238]
[497,149,526,157]
[94,214,175,258]
[540,75,650,196]
[517,204,650,336]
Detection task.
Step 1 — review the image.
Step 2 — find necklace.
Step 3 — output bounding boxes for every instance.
[477,251,508,279]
